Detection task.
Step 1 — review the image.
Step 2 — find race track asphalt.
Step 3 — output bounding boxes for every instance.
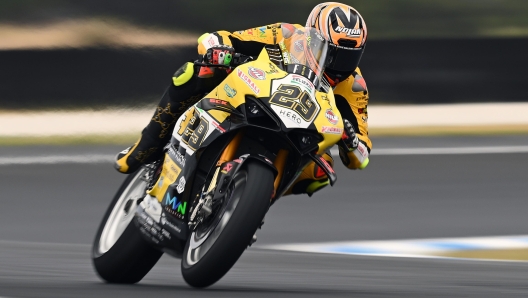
[1,135,527,297]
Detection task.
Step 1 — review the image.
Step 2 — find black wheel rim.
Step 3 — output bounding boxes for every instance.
[184,171,248,266]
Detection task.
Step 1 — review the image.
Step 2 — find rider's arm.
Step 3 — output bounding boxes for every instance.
[333,68,372,170]
[197,23,302,57]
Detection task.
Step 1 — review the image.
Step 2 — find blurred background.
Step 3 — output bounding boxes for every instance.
[1,0,528,110]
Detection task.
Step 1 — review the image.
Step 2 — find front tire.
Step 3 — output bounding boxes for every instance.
[92,167,163,284]
[181,160,274,288]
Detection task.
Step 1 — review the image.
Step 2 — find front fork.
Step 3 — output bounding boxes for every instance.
[189,130,285,228]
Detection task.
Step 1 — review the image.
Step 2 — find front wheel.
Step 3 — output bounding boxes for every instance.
[181,160,274,288]
[92,167,163,284]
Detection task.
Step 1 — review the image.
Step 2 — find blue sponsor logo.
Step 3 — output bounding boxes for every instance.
[164,193,187,215]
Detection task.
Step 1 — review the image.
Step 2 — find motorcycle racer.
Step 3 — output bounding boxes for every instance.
[115,2,371,196]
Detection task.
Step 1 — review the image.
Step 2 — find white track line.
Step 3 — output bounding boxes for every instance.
[332,145,528,156]
[371,145,528,155]
[1,145,527,166]
[263,235,528,261]
[0,154,113,165]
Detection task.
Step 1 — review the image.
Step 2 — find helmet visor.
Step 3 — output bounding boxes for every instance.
[327,44,365,73]
[280,27,329,87]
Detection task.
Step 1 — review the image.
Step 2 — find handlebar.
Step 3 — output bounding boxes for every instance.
[194,53,255,69]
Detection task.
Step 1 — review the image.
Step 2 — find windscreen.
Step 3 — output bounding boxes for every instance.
[278,27,329,89]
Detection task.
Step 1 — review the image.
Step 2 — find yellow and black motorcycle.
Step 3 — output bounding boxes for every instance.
[92,27,346,288]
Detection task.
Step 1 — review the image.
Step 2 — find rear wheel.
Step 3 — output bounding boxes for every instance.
[181,160,274,288]
[92,167,163,284]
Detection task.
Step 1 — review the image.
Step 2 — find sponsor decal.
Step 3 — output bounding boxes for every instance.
[161,229,171,240]
[289,65,317,85]
[269,24,278,43]
[221,163,233,174]
[224,84,237,97]
[248,67,266,80]
[174,151,186,167]
[237,69,260,94]
[321,126,343,135]
[161,215,182,233]
[325,109,339,125]
[158,176,164,188]
[209,98,228,106]
[233,158,242,163]
[258,26,266,38]
[279,42,291,64]
[335,26,362,37]
[291,74,314,92]
[279,109,302,125]
[320,94,331,105]
[266,63,279,74]
[357,143,368,157]
[294,40,304,52]
[176,176,186,194]
[164,193,187,215]
[163,157,181,182]
[203,34,220,49]
[212,120,225,133]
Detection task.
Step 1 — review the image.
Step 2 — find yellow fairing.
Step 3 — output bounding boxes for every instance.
[313,89,344,154]
[202,49,283,118]
[148,153,182,202]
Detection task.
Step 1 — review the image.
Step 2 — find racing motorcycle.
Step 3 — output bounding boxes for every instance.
[92,27,345,288]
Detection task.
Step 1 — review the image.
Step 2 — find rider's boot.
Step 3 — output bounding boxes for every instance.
[285,152,334,196]
[114,101,179,174]
[115,62,203,174]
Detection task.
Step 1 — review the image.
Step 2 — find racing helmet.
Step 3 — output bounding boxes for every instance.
[306,2,367,83]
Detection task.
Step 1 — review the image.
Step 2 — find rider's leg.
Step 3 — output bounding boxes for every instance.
[285,152,334,196]
[115,62,205,174]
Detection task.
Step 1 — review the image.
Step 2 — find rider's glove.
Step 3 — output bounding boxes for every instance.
[340,119,359,151]
[338,119,370,169]
[203,45,235,66]
[199,45,235,78]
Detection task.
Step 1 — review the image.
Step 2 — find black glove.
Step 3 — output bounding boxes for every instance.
[339,119,359,151]
[203,45,235,66]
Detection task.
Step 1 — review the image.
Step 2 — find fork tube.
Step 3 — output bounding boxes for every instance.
[216,131,244,166]
[272,149,288,198]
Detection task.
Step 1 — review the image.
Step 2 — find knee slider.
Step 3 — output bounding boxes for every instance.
[172,62,195,86]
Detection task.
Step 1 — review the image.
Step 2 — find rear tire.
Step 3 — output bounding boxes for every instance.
[92,167,163,284]
[181,160,274,288]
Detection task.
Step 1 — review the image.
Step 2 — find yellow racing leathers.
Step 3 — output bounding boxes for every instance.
[333,68,371,170]
[116,23,371,195]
